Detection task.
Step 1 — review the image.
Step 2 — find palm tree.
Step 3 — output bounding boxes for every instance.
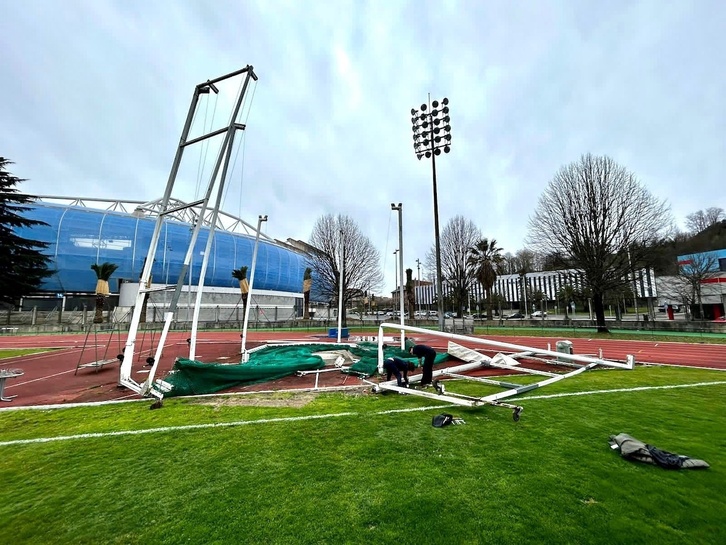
[232,267,249,317]
[467,238,503,320]
[557,285,576,320]
[302,268,312,319]
[90,262,119,324]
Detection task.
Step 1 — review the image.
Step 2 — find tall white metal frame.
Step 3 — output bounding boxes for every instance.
[240,215,268,361]
[119,66,259,398]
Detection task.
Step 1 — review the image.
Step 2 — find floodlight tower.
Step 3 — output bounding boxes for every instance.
[411,97,451,331]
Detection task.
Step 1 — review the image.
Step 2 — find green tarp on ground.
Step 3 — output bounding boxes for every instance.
[160,342,449,397]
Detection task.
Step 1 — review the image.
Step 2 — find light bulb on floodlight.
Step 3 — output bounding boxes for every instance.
[425,151,432,158]
[442,97,449,105]
[410,108,416,116]
[444,146,451,153]
[420,103,427,111]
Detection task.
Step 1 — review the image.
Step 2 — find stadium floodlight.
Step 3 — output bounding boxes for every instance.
[411,96,451,331]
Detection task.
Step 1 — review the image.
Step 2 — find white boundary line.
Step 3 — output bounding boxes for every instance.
[1,381,725,447]
[517,380,726,400]
[0,385,369,412]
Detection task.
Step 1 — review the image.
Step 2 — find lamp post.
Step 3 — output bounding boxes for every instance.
[415,258,421,318]
[391,203,405,349]
[337,228,344,343]
[393,249,398,310]
[411,96,451,331]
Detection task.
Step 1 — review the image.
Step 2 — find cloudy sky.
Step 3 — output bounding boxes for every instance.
[2,0,724,295]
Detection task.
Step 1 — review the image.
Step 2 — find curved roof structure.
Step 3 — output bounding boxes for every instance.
[17,200,308,294]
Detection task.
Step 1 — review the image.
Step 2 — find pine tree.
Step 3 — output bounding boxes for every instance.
[0,158,53,307]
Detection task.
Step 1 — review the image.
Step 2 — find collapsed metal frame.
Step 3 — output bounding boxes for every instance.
[373,323,635,420]
[119,66,259,399]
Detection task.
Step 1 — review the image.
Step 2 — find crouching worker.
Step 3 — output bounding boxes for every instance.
[383,356,416,387]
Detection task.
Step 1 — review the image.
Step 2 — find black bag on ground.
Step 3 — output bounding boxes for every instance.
[432,413,465,427]
[432,413,454,427]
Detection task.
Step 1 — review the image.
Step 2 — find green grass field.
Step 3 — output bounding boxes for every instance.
[1,365,724,544]
[0,348,53,359]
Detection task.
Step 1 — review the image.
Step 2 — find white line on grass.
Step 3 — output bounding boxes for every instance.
[517,380,726,401]
[1,381,725,448]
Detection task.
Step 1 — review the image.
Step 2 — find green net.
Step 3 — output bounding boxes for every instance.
[159,342,449,398]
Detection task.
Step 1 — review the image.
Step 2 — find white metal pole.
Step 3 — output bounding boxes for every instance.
[393,249,398,310]
[416,258,421,317]
[189,128,238,360]
[241,215,267,361]
[337,228,344,343]
[392,203,405,349]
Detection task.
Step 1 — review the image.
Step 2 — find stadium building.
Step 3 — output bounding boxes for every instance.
[15,197,319,323]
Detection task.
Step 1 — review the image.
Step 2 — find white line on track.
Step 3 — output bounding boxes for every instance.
[1,381,725,447]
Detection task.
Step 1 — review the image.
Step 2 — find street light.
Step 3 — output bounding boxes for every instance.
[411,96,451,331]
[391,203,405,349]
[337,228,345,343]
[393,249,398,302]
[415,258,421,318]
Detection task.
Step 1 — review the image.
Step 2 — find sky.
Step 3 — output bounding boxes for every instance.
[1,0,725,297]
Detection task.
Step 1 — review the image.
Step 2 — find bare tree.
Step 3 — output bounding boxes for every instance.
[528,154,672,332]
[307,214,383,326]
[426,215,481,316]
[499,252,517,275]
[685,207,725,234]
[677,252,720,319]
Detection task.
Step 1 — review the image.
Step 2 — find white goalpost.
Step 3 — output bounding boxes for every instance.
[373,322,635,420]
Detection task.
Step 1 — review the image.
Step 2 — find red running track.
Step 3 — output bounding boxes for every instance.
[0,331,724,408]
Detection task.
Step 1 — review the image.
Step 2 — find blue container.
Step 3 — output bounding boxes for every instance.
[328,328,349,338]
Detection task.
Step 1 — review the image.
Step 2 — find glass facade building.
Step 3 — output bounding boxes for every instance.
[17,202,308,295]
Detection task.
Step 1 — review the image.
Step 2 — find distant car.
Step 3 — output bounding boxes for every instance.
[713,316,726,323]
[428,310,438,317]
[505,312,525,320]
[444,312,455,318]
[530,311,547,318]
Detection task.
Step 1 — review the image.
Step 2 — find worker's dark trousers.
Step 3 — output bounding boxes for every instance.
[421,355,434,385]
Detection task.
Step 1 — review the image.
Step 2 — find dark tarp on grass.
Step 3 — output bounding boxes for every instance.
[160,342,449,397]
[609,433,710,469]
